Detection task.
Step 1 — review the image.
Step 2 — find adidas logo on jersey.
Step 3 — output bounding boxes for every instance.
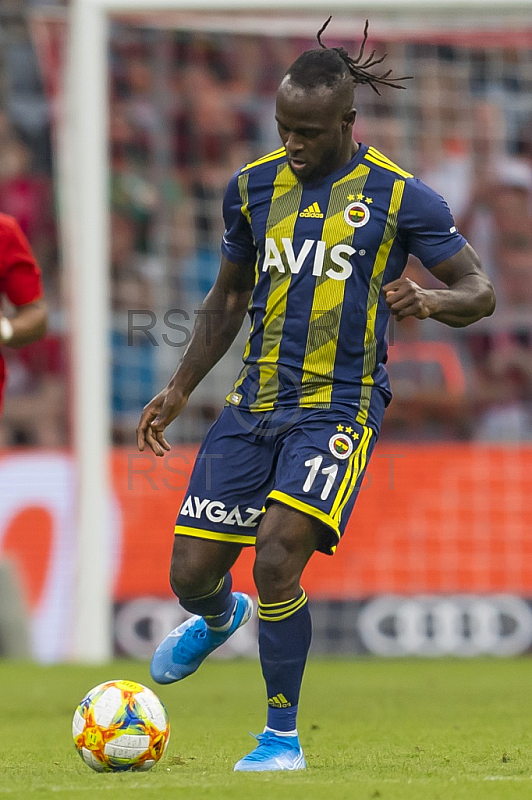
[299,202,323,218]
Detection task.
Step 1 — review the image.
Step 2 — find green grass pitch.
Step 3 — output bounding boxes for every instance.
[1,657,532,799]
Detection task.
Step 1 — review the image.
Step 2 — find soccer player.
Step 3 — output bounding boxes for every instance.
[137,21,495,772]
[0,213,47,416]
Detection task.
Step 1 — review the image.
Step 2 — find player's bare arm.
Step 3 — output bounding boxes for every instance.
[0,298,48,348]
[382,243,495,327]
[137,254,255,456]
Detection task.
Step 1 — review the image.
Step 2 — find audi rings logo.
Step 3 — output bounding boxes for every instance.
[357,595,532,657]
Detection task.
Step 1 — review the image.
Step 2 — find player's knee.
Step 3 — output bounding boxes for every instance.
[169,558,213,600]
[253,533,301,598]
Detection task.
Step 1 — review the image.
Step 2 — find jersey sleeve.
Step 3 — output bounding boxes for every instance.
[0,216,43,305]
[221,171,257,265]
[398,178,467,270]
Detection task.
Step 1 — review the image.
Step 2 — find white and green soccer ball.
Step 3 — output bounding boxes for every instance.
[72,679,170,772]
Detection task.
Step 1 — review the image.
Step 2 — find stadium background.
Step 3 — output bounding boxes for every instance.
[1,0,532,662]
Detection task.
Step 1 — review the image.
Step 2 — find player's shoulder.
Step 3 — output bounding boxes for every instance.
[363,145,449,211]
[238,147,287,176]
[225,147,288,202]
[362,145,414,182]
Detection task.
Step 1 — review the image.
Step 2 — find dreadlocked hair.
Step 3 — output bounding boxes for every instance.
[287,17,411,96]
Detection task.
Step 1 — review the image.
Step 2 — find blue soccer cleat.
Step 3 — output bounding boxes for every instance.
[233,731,306,772]
[150,592,253,684]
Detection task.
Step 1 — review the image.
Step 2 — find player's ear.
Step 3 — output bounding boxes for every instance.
[342,108,356,131]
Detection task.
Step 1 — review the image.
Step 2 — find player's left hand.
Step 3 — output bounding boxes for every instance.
[382,277,435,321]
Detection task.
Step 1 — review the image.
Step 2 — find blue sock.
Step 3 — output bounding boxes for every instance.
[258,589,312,733]
[179,573,235,629]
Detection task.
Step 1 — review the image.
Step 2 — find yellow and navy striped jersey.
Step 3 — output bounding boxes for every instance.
[221,143,466,420]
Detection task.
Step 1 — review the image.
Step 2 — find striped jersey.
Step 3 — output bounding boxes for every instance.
[221,143,466,421]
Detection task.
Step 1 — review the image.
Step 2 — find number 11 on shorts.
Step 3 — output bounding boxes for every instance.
[303,456,339,500]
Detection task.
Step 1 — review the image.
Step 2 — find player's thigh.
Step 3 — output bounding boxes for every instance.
[267,407,378,555]
[174,405,276,555]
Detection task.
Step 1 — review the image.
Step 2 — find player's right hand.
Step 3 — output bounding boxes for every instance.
[136,386,188,456]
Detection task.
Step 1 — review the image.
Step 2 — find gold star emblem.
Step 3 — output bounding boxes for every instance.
[345,426,353,434]
[353,432,360,440]
[347,194,355,201]
[356,192,364,201]
[365,197,373,204]
[336,424,344,432]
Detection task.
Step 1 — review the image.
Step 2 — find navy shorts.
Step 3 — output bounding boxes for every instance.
[175,401,383,555]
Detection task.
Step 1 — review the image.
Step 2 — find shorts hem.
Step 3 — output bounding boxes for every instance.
[174,525,256,546]
[265,490,340,554]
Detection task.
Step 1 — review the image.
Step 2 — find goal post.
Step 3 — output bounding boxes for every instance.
[67,0,111,662]
[66,0,532,662]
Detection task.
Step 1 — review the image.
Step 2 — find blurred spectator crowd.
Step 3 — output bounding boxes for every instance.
[1,9,532,445]
[0,2,63,447]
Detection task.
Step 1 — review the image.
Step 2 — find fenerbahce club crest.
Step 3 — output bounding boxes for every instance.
[328,433,354,460]
[344,201,371,228]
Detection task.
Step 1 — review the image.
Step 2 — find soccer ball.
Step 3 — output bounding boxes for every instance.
[72,679,170,772]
